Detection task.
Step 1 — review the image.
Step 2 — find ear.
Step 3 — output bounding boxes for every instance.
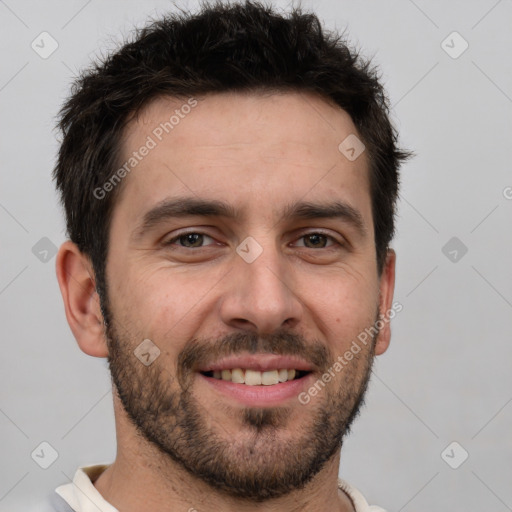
[55,240,108,358]
[374,248,396,356]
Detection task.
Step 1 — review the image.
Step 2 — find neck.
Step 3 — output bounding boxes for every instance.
[94,455,354,512]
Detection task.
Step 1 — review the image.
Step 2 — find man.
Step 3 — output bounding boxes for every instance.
[50,1,409,510]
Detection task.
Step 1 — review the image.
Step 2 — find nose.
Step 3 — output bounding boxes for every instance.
[219,239,303,334]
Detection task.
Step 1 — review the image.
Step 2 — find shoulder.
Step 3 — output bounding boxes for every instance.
[338,478,387,512]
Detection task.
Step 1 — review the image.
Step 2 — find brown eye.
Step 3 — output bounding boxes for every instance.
[304,233,328,248]
[179,233,204,247]
[295,233,337,249]
[165,232,216,248]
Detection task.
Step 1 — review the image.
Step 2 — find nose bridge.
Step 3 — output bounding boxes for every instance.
[245,239,286,294]
[220,234,302,333]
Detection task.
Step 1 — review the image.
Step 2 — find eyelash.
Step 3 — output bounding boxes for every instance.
[163,231,343,250]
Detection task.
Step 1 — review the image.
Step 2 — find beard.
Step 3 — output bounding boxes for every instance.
[101,294,378,501]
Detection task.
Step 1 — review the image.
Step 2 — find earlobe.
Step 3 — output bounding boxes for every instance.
[55,241,109,358]
[374,248,396,356]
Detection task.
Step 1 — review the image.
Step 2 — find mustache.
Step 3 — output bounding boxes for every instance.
[177,329,332,377]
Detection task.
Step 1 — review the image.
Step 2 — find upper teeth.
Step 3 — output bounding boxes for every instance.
[212,368,297,385]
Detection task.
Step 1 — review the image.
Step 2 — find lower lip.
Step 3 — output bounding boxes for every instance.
[198,373,313,407]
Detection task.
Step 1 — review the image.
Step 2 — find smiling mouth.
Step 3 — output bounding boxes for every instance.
[200,368,311,386]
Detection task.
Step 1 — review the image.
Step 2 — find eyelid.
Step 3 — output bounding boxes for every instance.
[163,229,218,247]
[290,229,344,248]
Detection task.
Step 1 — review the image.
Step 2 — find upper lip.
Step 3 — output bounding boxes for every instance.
[197,353,314,373]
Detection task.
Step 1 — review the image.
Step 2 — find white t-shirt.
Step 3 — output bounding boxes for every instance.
[47,464,386,512]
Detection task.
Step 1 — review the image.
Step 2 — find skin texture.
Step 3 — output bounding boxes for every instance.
[56,91,396,512]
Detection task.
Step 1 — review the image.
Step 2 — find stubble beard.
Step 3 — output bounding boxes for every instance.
[101,296,378,501]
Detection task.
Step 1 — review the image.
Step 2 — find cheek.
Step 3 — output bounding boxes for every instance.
[300,268,378,352]
[326,301,378,357]
[116,266,215,351]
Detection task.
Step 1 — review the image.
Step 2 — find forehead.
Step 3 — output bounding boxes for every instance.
[125,90,359,153]
[114,91,371,228]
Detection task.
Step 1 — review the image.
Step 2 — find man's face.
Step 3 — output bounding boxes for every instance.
[102,91,386,500]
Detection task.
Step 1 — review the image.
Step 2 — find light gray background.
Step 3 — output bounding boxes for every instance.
[1,1,511,510]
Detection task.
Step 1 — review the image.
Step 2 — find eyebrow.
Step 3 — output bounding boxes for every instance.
[132,196,367,241]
